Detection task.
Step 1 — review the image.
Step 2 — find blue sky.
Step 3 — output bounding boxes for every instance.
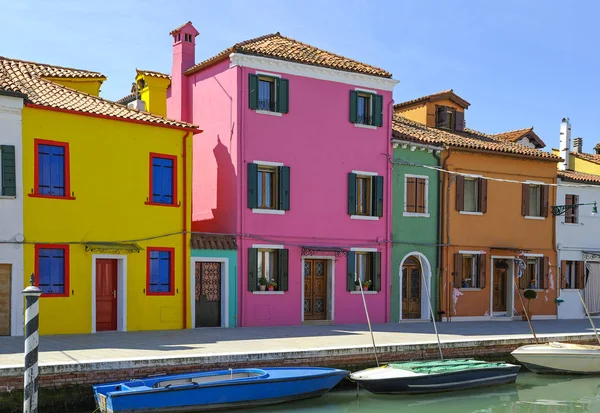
[2,0,599,152]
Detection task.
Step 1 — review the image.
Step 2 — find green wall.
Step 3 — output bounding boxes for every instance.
[191,249,238,327]
[391,144,440,322]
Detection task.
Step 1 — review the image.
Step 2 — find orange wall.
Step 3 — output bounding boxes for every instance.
[395,104,428,124]
[440,149,558,318]
[395,99,466,128]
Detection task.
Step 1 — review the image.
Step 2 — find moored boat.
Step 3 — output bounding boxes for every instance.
[92,367,348,413]
[511,341,600,374]
[349,359,520,394]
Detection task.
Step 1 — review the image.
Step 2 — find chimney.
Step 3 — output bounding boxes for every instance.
[168,21,199,122]
[558,117,571,171]
[595,143,600,155]
[573,137,583,153]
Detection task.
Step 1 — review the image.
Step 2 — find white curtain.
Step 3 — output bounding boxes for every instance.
[584,262,600,314]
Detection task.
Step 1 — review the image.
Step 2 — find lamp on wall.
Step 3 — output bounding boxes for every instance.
[551,201,598,217]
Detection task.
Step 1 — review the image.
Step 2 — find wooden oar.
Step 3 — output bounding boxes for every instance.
[576,289,600,346]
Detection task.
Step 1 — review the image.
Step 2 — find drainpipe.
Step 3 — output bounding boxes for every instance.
[385,98,394,324]
[182,130,191,329]
[432,149,441,321]
[442,148,455,321]
[237,65,245,327]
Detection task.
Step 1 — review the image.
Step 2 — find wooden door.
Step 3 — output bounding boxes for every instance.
[493,267,507,312]
[0,264,11,336]
[96,259,118,331]
[304,259,327,320]
[402,258,421,319]
[195,262,222,327]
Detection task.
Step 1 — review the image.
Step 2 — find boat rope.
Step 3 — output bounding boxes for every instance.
[576,289,600,345]
[418,256,444,360]
[357,279,379,367]
[512,270,539,344]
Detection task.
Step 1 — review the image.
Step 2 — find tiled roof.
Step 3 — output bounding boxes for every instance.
[392,115,560,161]
[0,85,26,98]
[0,56,196,129]
[114,93,136,105]
[558,170,600,185]
[572,152,600,165]
[136,69,171,80]
[394,89,471,110]
[185,33,392,78]
[191,234,237,250]
[493,127,546,149]
[0,56,105,79]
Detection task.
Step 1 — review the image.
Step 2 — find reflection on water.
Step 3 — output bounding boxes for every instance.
[257,373,600,413]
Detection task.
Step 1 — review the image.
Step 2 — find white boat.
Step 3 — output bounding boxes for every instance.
[511,342,600,374]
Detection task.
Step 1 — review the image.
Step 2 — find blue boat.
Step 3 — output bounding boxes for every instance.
[92,367,348,412]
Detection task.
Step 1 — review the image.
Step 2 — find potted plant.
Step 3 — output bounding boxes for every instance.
[354,280,361,291]
[362,280,372,291]
[258,276,267,291]
[267,280,277,291]
[462,278,472,288]
[522,289,537,320]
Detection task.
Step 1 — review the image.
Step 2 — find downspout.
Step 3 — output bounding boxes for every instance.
[385,98,394,323]
[443,148,455,321]
[237,64,244,327]
[182,130,192,329]
[432,149,441,321]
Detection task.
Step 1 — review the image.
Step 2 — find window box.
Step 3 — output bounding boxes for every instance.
[35,245,70,297]
[248,248,289,292]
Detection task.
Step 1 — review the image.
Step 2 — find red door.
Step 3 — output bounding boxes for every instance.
[96,259,118,331]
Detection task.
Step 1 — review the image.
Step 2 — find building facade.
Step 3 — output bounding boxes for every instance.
[165,22,398,326]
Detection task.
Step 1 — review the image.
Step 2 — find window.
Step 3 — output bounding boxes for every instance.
[453,253,486,289]
[565,194,579,224]
[349,90,383,127]
[247,163,290,211]
[248,74,289,114]
[562,261,585,289]
[147,248,174,295]
[521,183,549,217]
[0,145,16,196]
[405,176,428,214]
[518,257,548,289]
[436,106,465,132]
[148,154,177,206]
[346,251,381,291]
[35,245,69,297]
[455,176,487,213]
[33,139,72,199]
[348,173,384,218]
[247,248,289,291]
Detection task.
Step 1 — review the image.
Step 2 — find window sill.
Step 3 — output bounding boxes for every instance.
[253,291,284,295]
[0,195,17,199]
[29,194,76,200]
[561,222,580,226]
[354,123,377,130]
[145,201,180,208]
[350,215,379,221]
[252,208,285,215]
[41,293,69,298]
[522,288,545,293]
[524,216,545,220]
[256,110,282,117]
[350,290,378,295]
[146,292,175,296]
[459,211,483,216]
[459,288,482,291]
[403,212,430,218]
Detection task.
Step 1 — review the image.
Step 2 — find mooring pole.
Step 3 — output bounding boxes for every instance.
[23,274,42,413]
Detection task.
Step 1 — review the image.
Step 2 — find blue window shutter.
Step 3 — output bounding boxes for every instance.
[38,145,51,195]
[50,146,65,196]
[161,159,174,204]
[50,249,65,294]
[149,251,160,292]
[38,251,51,293]
[159,251,171,292]
[152,158,162,203]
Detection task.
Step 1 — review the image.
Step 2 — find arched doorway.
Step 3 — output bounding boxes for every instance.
[402,256,422,319]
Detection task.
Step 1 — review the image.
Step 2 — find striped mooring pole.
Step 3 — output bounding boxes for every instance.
[23,274,42,413]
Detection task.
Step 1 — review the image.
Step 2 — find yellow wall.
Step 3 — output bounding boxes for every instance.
[395,99,466,128]
[552,149,600,175]
[22,107,192,335]
[137,75,170,117]
[395,104,428,124]
[42,77,105,96]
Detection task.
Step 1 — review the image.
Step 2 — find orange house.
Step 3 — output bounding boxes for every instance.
[393,90,561,321]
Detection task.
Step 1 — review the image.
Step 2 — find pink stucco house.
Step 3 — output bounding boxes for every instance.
[167,22,399,327]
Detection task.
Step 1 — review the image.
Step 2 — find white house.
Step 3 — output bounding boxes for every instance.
[555,118,600,319]
[0,88,25,336]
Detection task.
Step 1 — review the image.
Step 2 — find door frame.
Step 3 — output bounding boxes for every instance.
[91,255,127,333]
[398,252,432,321]
[490,256,515,318]
[190,257,229,328]
[300,256,335,323]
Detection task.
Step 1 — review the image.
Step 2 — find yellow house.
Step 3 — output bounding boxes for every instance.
[0,56,199,335]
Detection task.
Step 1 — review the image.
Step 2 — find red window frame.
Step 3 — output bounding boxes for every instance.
[146,247,175,296]
[30,139,75,200]
[34,244,70,297]
[145,153,178,207]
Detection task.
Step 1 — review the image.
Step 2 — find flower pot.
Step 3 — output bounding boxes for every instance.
[268,286,275,291]
[362,286,369,291]
[355,286,360,291]
[522,312,532,321]
[259,285,266,291]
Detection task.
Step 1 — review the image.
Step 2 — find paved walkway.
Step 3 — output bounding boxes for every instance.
[0,319,597,367]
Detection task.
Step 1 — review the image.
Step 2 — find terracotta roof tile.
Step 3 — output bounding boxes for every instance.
[190,234,237,250]
[493,127,546,148]
[558,170,600,185]
[0,55,105,79]
[136,69,171,80]
[394,89,471,110]
[0,56,196,129]
[392,115,560,161]
[185,33,391,78]
[572,152,600,165]
[115,93,136,105]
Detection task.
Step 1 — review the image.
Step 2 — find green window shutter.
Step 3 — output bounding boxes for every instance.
[247,163,258,209]
[276,78,289,114]
[278,165,290,211]
[247,248,258,291]
[373,252,382,291]
[278,249,289,291]
[248,74,259,110]
[349,90,358,123]
[348,173,357,215]
[372,175,384,217]
[1,145,16,196]
[373,94,383,127]
[346,251,356,291]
